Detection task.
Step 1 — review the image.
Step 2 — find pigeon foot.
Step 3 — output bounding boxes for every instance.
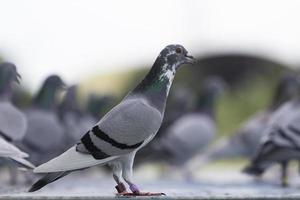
[115,183,127,193]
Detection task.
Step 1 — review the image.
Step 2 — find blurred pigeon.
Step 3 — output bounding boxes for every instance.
[243,95,300,187]
[188,73,300,168]
[58,85,96,147]
[0,136,34,169]
[148,77,225,175]
[0,62,27,142]
[20,75,66,165]
[0,62,31,184]
[29,44,196,195]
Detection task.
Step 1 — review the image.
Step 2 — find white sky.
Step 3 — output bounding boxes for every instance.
[0,0,300,91]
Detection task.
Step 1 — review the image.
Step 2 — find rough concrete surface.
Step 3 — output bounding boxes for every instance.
[1,163,300,199]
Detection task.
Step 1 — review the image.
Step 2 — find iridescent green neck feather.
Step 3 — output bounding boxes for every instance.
[131,57,176,114]
[33,84,59,110]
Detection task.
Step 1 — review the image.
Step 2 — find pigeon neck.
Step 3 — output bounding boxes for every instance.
[33,85,59,110]
[0,81,13,101]
[195,90,218,118]
[131,58,176,114]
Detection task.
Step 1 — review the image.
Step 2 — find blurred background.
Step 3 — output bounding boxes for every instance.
[1,0,300,133]
[1,0,300,191]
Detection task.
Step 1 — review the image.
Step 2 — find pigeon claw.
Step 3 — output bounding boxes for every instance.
[129,184,140,194]
[115,183,127,193]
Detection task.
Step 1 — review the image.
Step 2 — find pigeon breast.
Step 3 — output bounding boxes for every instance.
[0,101,27,141]
[24,108,65,152]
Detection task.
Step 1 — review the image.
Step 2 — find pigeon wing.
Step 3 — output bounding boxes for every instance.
[76,97,163,159]
[259,101,300,151]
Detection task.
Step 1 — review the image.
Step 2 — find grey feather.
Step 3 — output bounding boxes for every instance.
[76,97,163,156]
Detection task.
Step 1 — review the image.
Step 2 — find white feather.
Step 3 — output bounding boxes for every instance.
[0,136,28,158]
[0,137,35,168]
[10,156,35,169]
[34,146,117,173]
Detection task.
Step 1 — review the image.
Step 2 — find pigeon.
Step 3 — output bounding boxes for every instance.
[148,77,225,175]
[20,75,66,165]
[188,73,300,168]
[28,44,196,195]
[243,90,300,186]
[0,62,27,142]
[58,85,96,147]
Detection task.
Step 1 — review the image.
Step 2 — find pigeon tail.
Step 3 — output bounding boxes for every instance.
[29,171,70,192]
[34,146,117,173]
[10,156,35,169]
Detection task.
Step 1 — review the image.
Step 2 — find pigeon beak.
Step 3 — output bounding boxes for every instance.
[15,73,21,84]
[61,82,67,90]
[184,54,198,65]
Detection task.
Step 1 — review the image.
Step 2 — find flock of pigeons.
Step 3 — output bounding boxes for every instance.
[1,44,300,196]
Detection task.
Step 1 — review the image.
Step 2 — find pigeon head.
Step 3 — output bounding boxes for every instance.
[44,75,66,90]
[135,44,196,91]
[0,62,21,84]
[0,62,21,99]
[195,77,227,117]
[271,73,300,109]
[157,44,197,69]
[33,75,66,110]
[131,44,196,113]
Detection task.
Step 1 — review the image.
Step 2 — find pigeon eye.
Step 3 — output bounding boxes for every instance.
[175,48,182,54]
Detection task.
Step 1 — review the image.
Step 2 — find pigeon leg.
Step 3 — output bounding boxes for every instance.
[111,163,127,194]
[281,161,289,187]
[8,166,18,185]
[118,153,165,196]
